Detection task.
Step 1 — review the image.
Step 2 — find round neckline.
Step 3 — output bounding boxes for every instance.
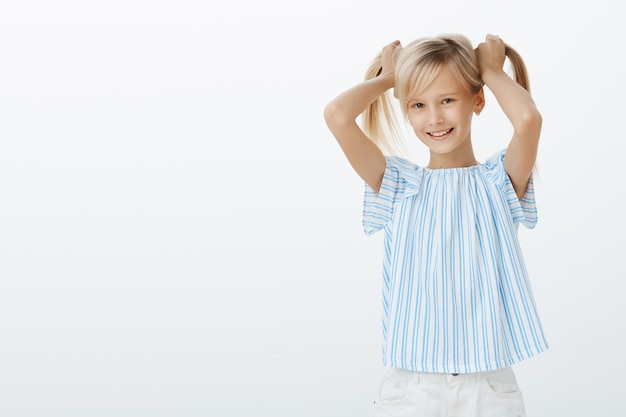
[421,162,482,172]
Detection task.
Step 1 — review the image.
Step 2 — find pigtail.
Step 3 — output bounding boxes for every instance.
[504,43,539,177]
[361,53,408,157]
[504,44,530,93]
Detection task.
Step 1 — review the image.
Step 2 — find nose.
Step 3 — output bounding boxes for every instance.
[428,107,443,125]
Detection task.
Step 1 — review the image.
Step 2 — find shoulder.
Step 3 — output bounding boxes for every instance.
[384,155,423,184]
[363,156,423,235]
[480,149,509,185]
[482,148,507,169]
[480,148,538,229]
[385,155,419,169]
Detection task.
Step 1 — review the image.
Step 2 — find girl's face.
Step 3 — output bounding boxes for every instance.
[406,64,484,158]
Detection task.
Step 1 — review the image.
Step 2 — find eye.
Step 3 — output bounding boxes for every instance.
[442,98,454,104]
[410,102,424,109]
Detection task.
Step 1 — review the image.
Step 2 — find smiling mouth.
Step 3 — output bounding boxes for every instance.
[428,128,453,139]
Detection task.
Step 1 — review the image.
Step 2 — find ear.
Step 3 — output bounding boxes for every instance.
[474,87,485,116]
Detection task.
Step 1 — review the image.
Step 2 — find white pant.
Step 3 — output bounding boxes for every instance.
[371,366,526,417]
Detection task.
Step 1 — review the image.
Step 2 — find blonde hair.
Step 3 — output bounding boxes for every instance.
[362,34,531,157]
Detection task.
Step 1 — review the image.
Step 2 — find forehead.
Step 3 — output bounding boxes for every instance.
[412,65,465,98]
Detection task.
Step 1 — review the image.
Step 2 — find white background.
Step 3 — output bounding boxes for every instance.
[0,0,624,416]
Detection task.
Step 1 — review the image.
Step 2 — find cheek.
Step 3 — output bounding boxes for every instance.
[407,114,421,127]
[450,108,473,128]
[411,124,430,144]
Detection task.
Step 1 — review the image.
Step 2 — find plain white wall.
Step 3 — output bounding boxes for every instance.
[0,0,624,416]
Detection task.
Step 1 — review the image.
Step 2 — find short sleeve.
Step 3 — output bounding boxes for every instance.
[483,149,538,229]
[362,156,423,235]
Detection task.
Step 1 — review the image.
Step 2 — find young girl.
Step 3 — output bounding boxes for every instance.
[324,34,548,416]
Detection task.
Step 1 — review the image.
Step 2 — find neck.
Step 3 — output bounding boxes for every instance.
[426,139,478,169]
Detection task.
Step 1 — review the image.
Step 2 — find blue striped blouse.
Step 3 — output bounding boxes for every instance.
[363,149,549,373]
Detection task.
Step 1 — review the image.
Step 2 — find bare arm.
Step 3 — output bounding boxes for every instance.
[476,35,542,199]
[323,41,401,193]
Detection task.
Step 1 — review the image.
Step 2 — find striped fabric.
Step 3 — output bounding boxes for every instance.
[363,149,548,373]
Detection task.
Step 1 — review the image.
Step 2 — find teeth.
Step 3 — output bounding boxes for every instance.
[430,129,450,137]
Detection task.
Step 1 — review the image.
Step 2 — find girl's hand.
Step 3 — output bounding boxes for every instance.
[380,40,402,78]
[475,34,505,76]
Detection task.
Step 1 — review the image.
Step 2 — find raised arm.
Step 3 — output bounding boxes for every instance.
[323,41,401,193]
[476,35,542,199]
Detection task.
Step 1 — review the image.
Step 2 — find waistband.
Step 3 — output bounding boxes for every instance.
[382,366,514,384]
